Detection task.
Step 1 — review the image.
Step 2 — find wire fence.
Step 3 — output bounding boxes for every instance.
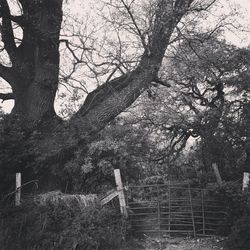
[126,182,229,237]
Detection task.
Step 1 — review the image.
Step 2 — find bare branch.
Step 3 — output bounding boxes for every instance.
[60,39,91,63]
[189,0,217,12]
[119,0,148,53]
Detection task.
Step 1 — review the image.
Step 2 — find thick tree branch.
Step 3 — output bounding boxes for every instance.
[147,0,193,61]
[0,0,17,58]
[0,92,14,101]
[63,1,195,138]
[0,9,25,26]
[9,15,25,26]
[67,0,194,138]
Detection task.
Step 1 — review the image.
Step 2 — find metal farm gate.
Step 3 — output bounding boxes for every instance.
[126,182,228,237]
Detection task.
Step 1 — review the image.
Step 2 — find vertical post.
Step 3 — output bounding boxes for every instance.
[15,173,21,206]
[114,169,128,218]
[212,163,223,186]
[188,185,196,238]
[242,172,250,192]
[168,183,171,233]
[157,185,161,236]
[201,190,205,235]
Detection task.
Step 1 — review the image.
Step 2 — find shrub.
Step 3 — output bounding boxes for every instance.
[213,182,248,229]
[0,197,126,250]
[226,215,250,250]
[213,182,250,249]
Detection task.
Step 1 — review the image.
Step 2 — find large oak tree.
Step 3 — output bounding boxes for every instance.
[0,0,220,192]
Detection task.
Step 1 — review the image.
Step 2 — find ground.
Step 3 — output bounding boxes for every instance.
[122,236,226,250]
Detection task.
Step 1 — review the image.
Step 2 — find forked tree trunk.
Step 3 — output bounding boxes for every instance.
[6,0,62,124]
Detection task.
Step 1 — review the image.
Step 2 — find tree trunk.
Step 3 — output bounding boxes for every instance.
[10,0,62,125]
[0,0,194,193]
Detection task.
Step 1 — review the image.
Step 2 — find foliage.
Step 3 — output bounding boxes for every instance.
[61,119,158,193]
[212,182,250,245]
[0,115,32,195]
[0,198,126,250]
[0,113,64,194]
[227,214,250,250]
[215,183,250,250]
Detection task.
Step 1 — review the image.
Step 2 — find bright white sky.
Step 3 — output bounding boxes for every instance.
[1,0,250,113]
[224,0,250,46]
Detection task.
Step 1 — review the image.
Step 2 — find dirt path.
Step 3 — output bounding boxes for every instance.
[122,236,226,250]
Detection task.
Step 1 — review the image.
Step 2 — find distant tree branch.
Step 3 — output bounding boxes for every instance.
[60,39,91,63]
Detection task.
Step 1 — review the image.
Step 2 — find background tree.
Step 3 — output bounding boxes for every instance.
[129,33,250,184]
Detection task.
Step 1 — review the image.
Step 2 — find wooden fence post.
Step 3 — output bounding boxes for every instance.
[114,169,128,218]
[212,163,223,186]
[15,173,21,206]
[242,172,250,192]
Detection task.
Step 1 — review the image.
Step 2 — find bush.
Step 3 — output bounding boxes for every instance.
[226,215,250,250]
[213,182,250,249]
[213,182,248,229]
[0,198,126,250]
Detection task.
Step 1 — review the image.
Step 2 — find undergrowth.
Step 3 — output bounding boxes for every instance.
[213,182,250,250]
[0,197,126,250]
